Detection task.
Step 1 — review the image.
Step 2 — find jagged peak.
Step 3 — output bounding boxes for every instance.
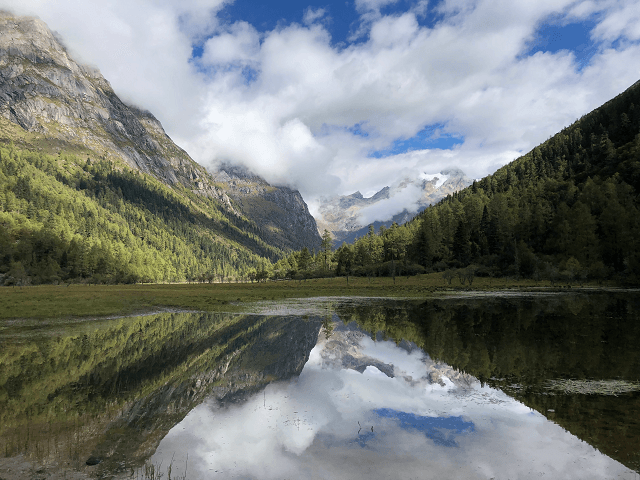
[371,186,390,200]
[213,162,267,184]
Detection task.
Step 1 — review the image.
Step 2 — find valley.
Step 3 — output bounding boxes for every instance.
[1,11,638,289]
[1,4,640,480]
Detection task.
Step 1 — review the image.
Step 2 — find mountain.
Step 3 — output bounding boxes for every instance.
[0,12,206,186]
[0,12,320,284]
[326,78,640,282]
[211,164,321,252]
[316,168,472,246]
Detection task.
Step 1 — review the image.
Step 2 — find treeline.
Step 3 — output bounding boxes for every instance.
[0,145,276,285]
[280,80,640,284]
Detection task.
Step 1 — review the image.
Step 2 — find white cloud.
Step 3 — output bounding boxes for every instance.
[2,0,640,216]
[566,0,640,39]
[355,0,400,13]
[202,21,260,65]
[303,7,327,25]
[590,0,640,43]
[357,183,424,225]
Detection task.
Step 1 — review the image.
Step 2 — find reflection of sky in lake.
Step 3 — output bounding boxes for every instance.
[151,323,635,479]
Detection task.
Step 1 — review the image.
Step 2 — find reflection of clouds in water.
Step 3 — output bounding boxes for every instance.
[152,329,635,480]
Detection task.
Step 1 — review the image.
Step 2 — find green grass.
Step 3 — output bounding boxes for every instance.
[0,273,605,320]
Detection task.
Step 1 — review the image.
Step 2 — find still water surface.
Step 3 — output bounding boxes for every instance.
[1,292,638,479]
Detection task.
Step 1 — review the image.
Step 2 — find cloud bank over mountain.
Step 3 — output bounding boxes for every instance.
[2,0,640,205]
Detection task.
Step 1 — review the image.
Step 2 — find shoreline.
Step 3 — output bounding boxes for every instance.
[1,275,636,321]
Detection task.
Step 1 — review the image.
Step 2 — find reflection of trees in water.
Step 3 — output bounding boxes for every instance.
[1,312,254,473]
[322,316,335,338]
[336,293,640,473]
[0,312,322,477]
[337,294,640,384]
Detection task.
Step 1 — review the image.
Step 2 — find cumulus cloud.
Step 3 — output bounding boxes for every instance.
[356,183,424,225]
[567,0,640,43]
[2,0,640,209]
[201,21,260,65]
[303,7,327,26]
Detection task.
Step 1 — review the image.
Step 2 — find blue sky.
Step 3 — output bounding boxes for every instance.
[4,0,640,213]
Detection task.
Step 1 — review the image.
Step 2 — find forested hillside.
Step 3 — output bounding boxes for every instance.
[280,80,640,284]
[0,12,324,286]
[0,144,276,285]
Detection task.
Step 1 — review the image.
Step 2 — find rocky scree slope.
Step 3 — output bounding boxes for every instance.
[0,12,320,252]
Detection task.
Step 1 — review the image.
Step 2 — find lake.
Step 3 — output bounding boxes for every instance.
[0,291,638,479]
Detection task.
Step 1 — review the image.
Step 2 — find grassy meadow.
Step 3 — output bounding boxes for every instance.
[0,273,600,320]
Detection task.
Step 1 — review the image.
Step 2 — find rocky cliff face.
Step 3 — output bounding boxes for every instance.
[317,168,473,245]
[0,12,205,186]
[0,12,320,252]
[212,164,321,251]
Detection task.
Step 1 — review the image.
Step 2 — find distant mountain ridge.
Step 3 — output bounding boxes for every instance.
[317,168,472,245]
[320,78,640,283]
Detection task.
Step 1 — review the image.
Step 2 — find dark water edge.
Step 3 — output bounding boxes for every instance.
[0,291,638,478]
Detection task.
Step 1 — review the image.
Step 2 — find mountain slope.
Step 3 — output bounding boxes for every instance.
[327,78,640,281]
[0,12,320,284]
[212,164,320,252]
[0,12,204,186]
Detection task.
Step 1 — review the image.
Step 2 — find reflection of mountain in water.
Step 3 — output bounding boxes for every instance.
[2,294,638,478]
[335,293,640,473]
[0,312,322,478]
[320,319,476,389]
[151,302,634,480]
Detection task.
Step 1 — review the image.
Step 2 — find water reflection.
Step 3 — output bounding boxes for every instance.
[0,311,322,479]
[0,292,638,479]
[152,317,636,479]
[333,293,640,473]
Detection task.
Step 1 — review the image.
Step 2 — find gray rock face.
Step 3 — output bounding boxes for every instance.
[211,164,321,251]
[0,12,321,252]
[0,12,206,187]
[317,168,473,245]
